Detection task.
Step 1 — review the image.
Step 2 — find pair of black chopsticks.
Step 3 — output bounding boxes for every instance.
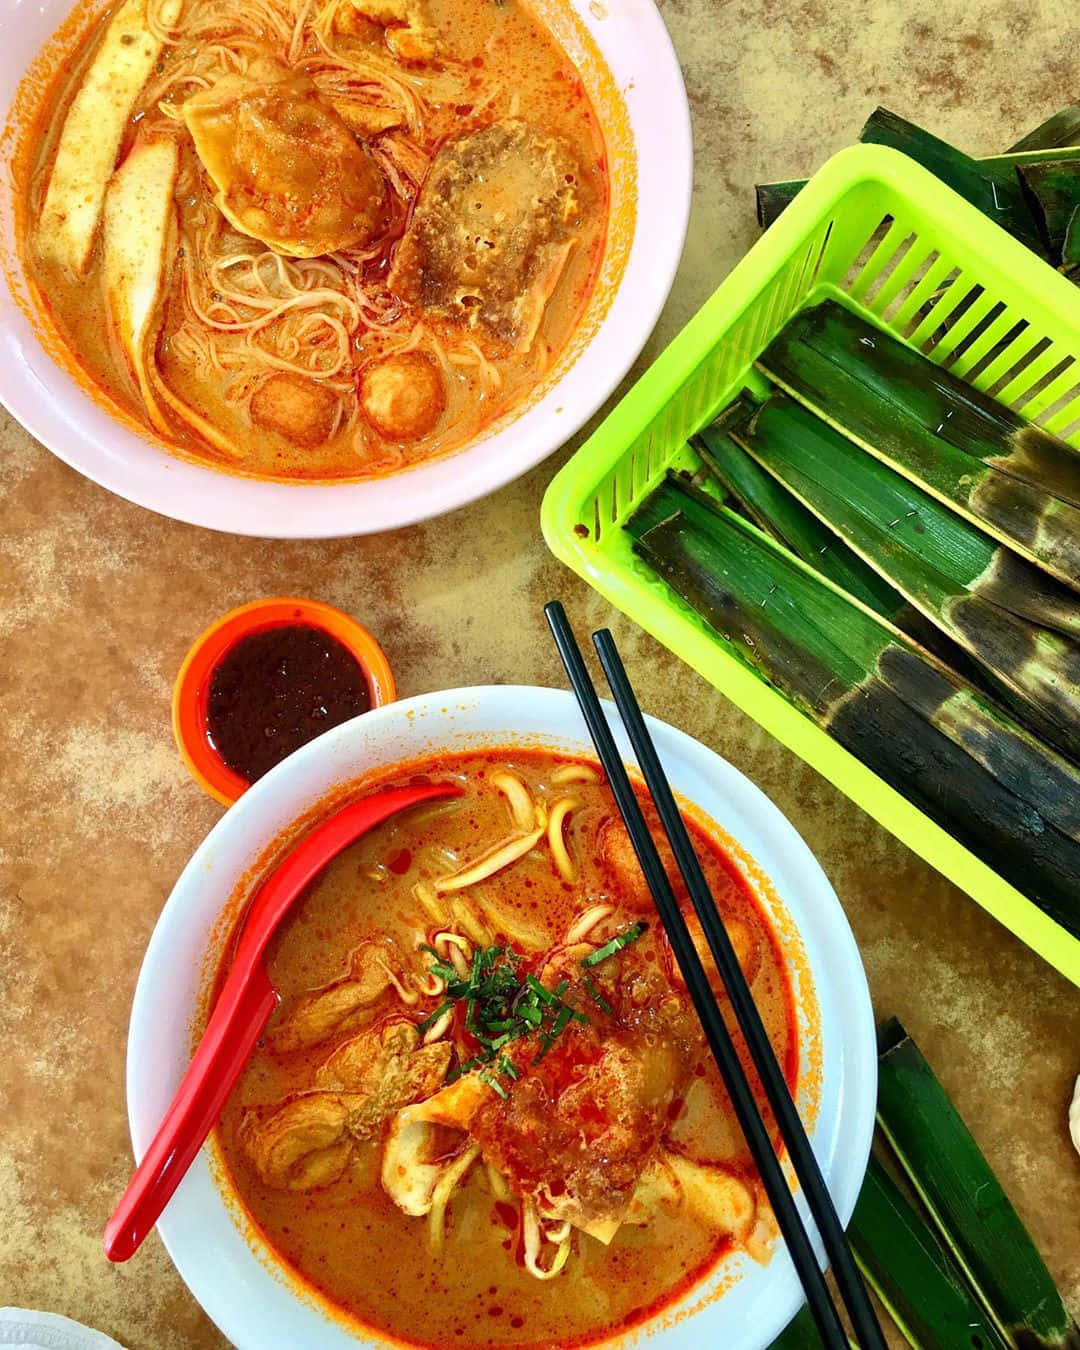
[545,601,886,1350]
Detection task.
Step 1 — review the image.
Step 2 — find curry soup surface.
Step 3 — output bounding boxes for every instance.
[22,0,610,480]
[215,750,799,1349]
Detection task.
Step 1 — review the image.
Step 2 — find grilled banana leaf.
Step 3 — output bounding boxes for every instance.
[695,417,996,689]
[756,299,1080,591]
[858,108,1049,256]
[877,1021,1080,1350]
[626,474,1080,934]
[1008,105,1080,154]
[735,394,1080,763]
[1018,158,1080,256]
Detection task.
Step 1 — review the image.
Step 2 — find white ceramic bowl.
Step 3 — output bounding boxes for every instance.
[0,0,691,537]
[125,685,876,1349]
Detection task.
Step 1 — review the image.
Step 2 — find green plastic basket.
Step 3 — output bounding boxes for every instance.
[542,144,1080,987]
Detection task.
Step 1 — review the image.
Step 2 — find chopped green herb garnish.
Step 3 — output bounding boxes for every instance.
[583,975,613,1015]
[581,921,647,968]
[447,1054,484,1083]
[418,935,632,1096]
[416,1000,454,1033]
[527,975,558,1005]
[479,1071,509,1100]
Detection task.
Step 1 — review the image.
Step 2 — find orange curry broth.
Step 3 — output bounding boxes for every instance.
[210,749,801,1349]
[12,0,612,482]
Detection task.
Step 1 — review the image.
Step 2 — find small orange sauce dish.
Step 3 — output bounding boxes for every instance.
[173,597,396,806]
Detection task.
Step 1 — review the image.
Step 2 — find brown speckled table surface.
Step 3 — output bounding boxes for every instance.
[2,1,1079,1344]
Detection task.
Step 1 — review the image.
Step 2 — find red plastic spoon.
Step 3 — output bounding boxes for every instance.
[104,780,463,1262]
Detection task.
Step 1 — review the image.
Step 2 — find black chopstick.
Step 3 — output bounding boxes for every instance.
[590,622,888,1350]
[544,602,850,1349]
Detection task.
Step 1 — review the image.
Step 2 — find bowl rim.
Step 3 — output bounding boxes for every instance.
[171,596,397,807]
[0,0,693,538]
[125,684,877,1350]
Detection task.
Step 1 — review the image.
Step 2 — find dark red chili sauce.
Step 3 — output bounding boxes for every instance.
[206,624,371,783]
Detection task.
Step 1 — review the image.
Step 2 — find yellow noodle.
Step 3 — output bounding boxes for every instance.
[565,903,614,944]
[448,900,493,948]
[376,957,419,1006]
[287,0,315,62]
[412,881,450,927]
[551,763,601,785]
[522,1197,572,1280]
[485,1162,513,1203]
[434,827,545,894]
[427,1144,480,1254]
[546,797,581,883]
[414,969,445,998]
[491,770,535,832]
[433,931,471,979]
[146,0,185,43]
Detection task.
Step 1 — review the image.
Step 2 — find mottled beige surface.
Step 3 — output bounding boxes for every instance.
[2,0,1079,1345]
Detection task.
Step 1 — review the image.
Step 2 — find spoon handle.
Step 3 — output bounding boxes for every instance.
[104,780,463,1262]
[104,962,277,1262]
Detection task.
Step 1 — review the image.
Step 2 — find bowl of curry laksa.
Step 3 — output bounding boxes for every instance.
[0,0,690,533]
[124,687,876,1348]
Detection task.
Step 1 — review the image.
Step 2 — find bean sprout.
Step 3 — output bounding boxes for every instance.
[434,826,544,894]
[421,1008,454,1044]
[428,1144,480,1254]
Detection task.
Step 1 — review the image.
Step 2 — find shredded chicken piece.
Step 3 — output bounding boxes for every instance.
[242,1093,360,1190]
[335,0,438,62]
[245,1017,453,1188]
[270,943,391,1052]
[315,1017,452,1137]
[331,99,403,137]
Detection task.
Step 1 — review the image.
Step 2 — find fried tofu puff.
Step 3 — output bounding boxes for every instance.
[387,120,583,354]
[359,351,445,441]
